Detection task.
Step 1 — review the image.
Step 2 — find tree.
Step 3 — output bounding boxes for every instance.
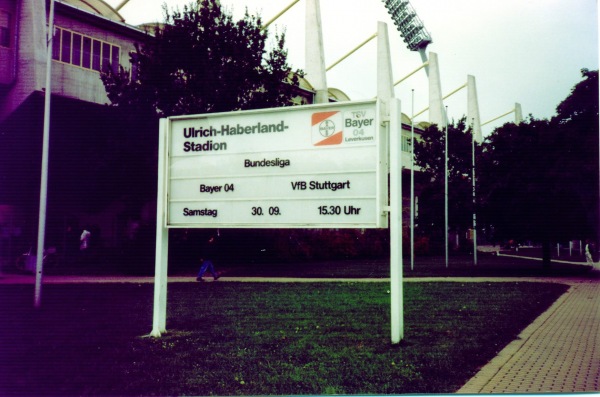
[413,118,480,251]
[96,0,302,235]
[478,118,557,265]
[101,0,301,117]
[552,69,599,244]
[478,70,599,266]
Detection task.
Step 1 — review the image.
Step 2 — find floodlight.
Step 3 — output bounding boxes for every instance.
[382,0,432,52]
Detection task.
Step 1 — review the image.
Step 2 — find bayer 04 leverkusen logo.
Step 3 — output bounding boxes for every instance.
[311,111,343,146]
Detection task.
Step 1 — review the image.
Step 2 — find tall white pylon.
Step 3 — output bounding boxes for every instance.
[515,103,523,124]
[377,21,395,113]
[467,75,482,142]
[428,52,446,128]
[305,0,329,104]
[377,21,403,344]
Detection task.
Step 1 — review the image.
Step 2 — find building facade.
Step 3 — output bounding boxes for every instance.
[0,0,148,120]
[0,0,424,267]
[0,0,150,255]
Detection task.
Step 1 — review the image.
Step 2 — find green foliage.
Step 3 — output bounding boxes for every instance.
[413,118,480,244]
[95,0,302,229]
[101,0,301,117]
[555,69,599,124]
[479,69,599,248]
[413,70,598,260]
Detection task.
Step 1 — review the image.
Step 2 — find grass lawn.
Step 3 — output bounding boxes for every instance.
[0,281,568,396]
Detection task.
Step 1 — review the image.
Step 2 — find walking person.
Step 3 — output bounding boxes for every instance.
[80,228,91,252]
[585,239,595,265]
[196,234,220,282]
[79,227,92,264]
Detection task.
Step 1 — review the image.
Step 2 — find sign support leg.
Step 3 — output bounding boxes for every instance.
[151,120,169,337]
[390,99,403,344]
[151,223,168,337]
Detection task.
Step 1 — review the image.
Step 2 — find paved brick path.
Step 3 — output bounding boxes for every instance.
[457,277,599,393]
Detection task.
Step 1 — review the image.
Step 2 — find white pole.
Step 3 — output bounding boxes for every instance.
[390,98,403,344]
[444,106,449,268]
[394,61,428,86]
[114,0,131,12]
[410,89,415,271]
[305,0,328,104]
[261,0,300,30]
[418,48,429,76]
[326,32,377,72]
[34,0,55,308]
[569,241,573,256]
[472,118,477,265]
[151,119,170,337]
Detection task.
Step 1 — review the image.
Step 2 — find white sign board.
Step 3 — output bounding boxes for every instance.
[162,100,388,228]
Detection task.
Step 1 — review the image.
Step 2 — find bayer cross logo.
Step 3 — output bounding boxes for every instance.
[318,120,336,137]
[311,111,342,146]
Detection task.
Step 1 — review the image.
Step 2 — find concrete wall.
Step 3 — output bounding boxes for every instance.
[0,0,148,121]
[50,7,142,104]
[0,0,47,120]
[0,0,17,85]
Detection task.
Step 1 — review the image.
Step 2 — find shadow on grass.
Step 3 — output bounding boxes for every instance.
[0,281,569,395]
[9,243,593,280]
[215,252,594,279]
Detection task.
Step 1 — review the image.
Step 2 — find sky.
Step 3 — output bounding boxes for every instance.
[106,0,599,137]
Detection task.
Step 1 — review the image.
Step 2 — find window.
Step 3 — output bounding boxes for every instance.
[72,33,82,66]
[52,27,61,60]
[101,42,110,71]
[82,37,91,68]
[130,52,139,81]
[51,27,121,73]
[401,136,412,153]
[0,11,10,48]
[111,45,119,73]
[92,39,101,71]
[60,30,71,63]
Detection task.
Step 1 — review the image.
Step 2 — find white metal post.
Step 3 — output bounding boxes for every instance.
[444,106,449,268]
[390,98,403,344]
[515,103,523,125]
[305,0,328,104]
[428,52,445,128]
[376,20,402,343]
[261,0,300,30]
[569,241,573,256]
[326,33,377,72]
[471,118,477,265]
[34,0,55,308]
[467,75,482,143]
[151,119,169,337]
[410,89,415,271]
[418,48,429,76]
[376,21,393,235]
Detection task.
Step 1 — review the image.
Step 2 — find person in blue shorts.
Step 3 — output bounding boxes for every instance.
[196,234,220,281]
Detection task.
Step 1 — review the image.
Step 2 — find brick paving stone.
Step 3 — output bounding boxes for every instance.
[457,276,599,393]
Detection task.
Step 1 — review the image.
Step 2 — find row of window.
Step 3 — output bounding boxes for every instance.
[52,26,120,73]
[0,11,10,47]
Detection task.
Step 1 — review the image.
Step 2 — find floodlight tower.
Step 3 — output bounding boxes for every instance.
[382,0,432,71]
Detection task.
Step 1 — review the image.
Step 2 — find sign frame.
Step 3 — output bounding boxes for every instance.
[161,99,389,229]
[151,98,401,339]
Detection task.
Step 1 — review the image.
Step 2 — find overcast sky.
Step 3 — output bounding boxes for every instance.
[107,0,599,137]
